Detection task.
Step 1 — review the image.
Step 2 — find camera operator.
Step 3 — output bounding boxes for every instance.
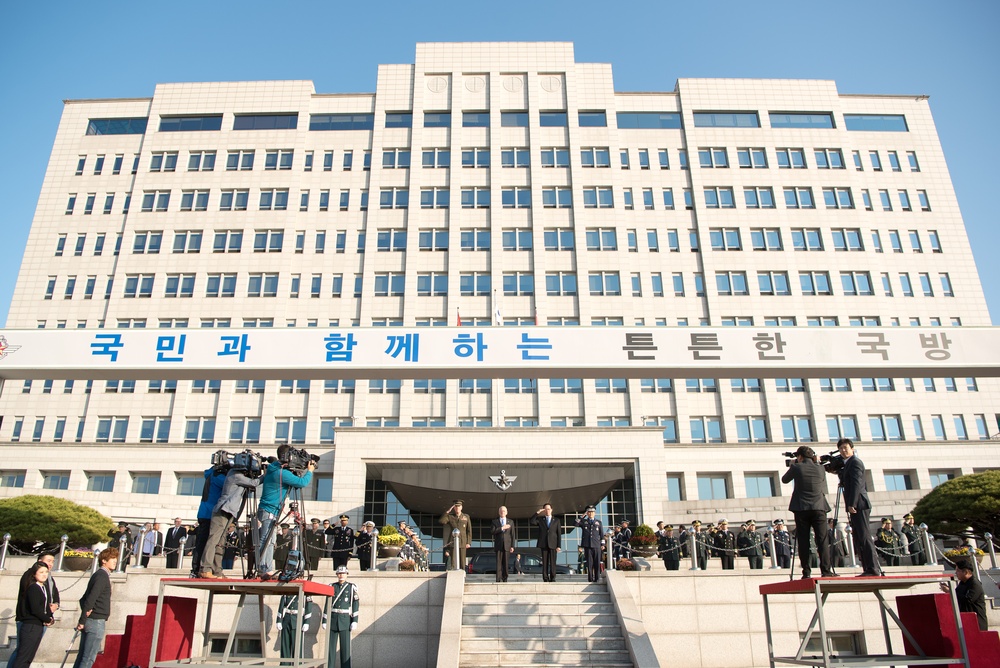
[200,466,260,579]
[257,445,316,579]
[835,438,881,576]
[781,446,837,578]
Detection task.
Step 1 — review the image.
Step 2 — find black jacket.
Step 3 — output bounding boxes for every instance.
[838,455,871,511]
[532,513,561,550]
[491,518,515,551]
[782,460,832,512]
[78,568,112,624]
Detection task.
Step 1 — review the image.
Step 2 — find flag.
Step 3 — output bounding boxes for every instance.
[456,308,462,327]
[534,306,539,326]
[493,289,502,325]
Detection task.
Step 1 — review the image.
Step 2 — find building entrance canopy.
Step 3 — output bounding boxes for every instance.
[0,326,998,380]
[369,462,628,519]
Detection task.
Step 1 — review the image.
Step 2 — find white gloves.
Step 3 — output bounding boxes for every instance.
[350,622,357,631]
[276,623,282,631]
[302,624,309,632]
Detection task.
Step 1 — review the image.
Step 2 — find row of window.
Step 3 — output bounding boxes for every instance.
[75,146,923,177]
[86,111,908,136]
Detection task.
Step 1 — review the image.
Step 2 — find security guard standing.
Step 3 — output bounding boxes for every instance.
[328,566,359,668]
[439,500,472,569]
[661,525,681,571]
[574,506,604,582]
[328,515,355,570]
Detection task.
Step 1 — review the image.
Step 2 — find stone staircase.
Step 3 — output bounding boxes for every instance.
[459,575,633,667]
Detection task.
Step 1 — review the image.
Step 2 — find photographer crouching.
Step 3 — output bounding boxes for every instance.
[780,446,837,578]
[257,445,316,579]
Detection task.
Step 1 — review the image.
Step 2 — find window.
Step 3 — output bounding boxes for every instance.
[88,117,148,135]
[258,189,289,211]
[164,274,196,298]
[889,230,903,252]
[172,230,203,254]
[459,272,490,296]
[744,187,775,208]
[845,114,908,132]
[769,112,834,129]
[461,147,489,168]
[460,187,490,208]
[418,228,448,250]
[179,190,210,212]
[501,187,531,208]
[502,228,533,251]
[657,149,671,169]
[919,272,934,296]
[205,273,237,297]
[423,112,450,128]
[226,150,255,171]
[416,272,448,296]
[832,228,864,251]
[580,147,611,168]
[140,417,172,443]
[898,190,912,211]
[541,147,570,168]
[616,112,681,129]
[275,418,307,445]
[694,112,759,127]
[582,187,614,208]
[253,230,284,252]
[588,271,621,296]
[781,416,814,442]
[213,230,243,253]
[823,187,854,209]
[501,147,530,168]
[541,187,572,208]
[826,415,859,441]
[784,187,815,208]
[229,418,262,444]
[149,151,178,172]
[758,271,791,296]
[940,273,954,297]
[539,111,567,127]
[736,417,769,443]
[776,148,807,168]
[543,228,574,250]
[840,272,874,296]
[375,229,407,252]
[586,228,617,250]
[869,415,904,441]
[123,274,155,298]
[65,194,76,214]
[710,228,742,250]
[233,113,297,130]
[373,272,405,296]
[814,149,845,169]
[716,271,749,296]
[421,148,450,168]
[42,472,71,491]
[460,228,490,251]
[620,149,630,169]
[737,147,767,168]
[141,190,171,212]
[131,473,162,495]
[751,228,782,250]
[247,273,279,297]
[96,417,129,443]
[88,472,117,492]
[704,187,735,208]
[464,111,490,127]
[578,111,607,126]
[698,148,728,168]
[219,189,250,211]
[158,115,222,132]
[799,271,832,295]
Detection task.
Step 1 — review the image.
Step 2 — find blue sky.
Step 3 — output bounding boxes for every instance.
[1,0,997,325]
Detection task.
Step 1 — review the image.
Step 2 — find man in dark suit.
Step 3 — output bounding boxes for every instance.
[531,503,561,582]
[491,506,515,582]
[164,518,188,569]
[574,506,603,581]
[836,438,881,576]
[781,445,836,578]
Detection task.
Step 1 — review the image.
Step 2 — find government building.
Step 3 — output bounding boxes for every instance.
[1,42,997,567]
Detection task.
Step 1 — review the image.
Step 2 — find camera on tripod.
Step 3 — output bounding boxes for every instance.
[279,446,320,473]
[211,449,266,478]
[819,451,846,474]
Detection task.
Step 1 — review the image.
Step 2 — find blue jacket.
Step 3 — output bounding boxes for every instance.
[259,462,313,515]
[198,467,227,520]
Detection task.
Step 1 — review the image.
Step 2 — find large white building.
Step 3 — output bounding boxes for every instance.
[1,42,997,565]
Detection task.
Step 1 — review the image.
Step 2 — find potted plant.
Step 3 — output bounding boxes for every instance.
[377,525,406,557]
[944,546,986,565]
[629,524,658,557]
[398,559,416,572]
[62,548,96,571]
[616,557,636,571]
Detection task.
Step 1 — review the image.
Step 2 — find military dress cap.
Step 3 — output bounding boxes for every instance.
[339,514,350,520]
[118,521,128,527]
[586,505,596,512]
[453,499,464,505]
[665,525,674,531]
[311,518,321,523]
[904,513,914,519]
[881,517,890,523]
[718,518,728,525]
[365,521,375,527]
[774,519,784,526]
[336,566,349,574]
[692,520,702,526]
[746,520,756,525]
[280,523,290,529]
[621,519,629,524]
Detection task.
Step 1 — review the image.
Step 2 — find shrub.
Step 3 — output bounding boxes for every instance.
[616,558,636,571]
[0,496,114,550]
[910,471,1000,538]
[398,559,416,571]
[377,525,406,546]
[629,523,657,548]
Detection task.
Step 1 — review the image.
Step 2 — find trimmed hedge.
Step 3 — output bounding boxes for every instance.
[0,495,114,550]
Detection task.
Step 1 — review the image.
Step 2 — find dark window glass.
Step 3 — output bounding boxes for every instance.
[693,112,760,128]
[539,112,568,127]
[463,112,490,127]
[86,118,148,135]
[769,112,835,129]
[309,114,375,131]
[423,112,451,128]
[578,111,607,127]
[385,112,413,128]
[616,112,682,129]
[844,114,909,132]
[233,114,298,130]
[158,115,223,132]
[501,112,529,127]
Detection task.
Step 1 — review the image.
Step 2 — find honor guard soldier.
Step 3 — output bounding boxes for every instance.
[691,520,709,570]
[574,506,604,582]
[276,592,322,660]
[714,519,737,569]
[661,525,681,571]
[328,566,359,668]
[328,515,355,570]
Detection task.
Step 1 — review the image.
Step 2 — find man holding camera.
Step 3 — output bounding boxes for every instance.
[257,446,316,579]
[781,446,837,578]
[200,466,260,578]
[836,438,881,576]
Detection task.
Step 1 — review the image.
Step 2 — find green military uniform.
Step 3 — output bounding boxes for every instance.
[305,522,327,571]
[900,516,925,566]
[876,522,902,566]
[276,593,320,660]
[328,575,360,668]
[274,526,292,570]
[439,505,472,569]
[660,528,681,570]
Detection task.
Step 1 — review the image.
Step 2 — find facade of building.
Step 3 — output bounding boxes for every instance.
[1,42,997,565]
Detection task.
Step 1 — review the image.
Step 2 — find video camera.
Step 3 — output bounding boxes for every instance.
[279,446,320,473]
[211,449,266,478]
[819,451,846,475]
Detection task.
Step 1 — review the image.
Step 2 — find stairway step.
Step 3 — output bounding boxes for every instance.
[465,582,605,594]
[463,602,615,615]
[462,624,623,639]
[461,637,627,652]
[463,612,619,626]
[460,649,632,666]
[464,592,610,604]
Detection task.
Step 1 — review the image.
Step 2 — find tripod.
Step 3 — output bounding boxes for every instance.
[787,484,844,581]
[243,483,314,581]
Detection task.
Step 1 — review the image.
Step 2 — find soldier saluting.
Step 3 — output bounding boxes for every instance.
[439,500,472,569]
[661,525,681,571]
[327,515,355,570]
[574,506,604,582]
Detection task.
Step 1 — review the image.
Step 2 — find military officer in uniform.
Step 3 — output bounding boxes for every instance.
[276,592,320,660]
[678,524,690,559]
[714,519,737,569]
[274,523,292,571]
[574,506,604,582]
[740,520,766,569]
[661,525,681,571]
[773,520,792,569]
[900,513,925,566]
[305,518,327,571]
[328,566,359,668]
[691,520,709,570]
[327,515,355,570]
[875,518,902,566]
[439,500,472,569]
[354,522,375,571]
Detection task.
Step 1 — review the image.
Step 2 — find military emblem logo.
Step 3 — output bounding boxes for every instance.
[0,336,21,361]
[489,469,517,491]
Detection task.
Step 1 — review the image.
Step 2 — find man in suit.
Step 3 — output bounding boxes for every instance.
[532,503,561,582]
[836,438,881,576]
[781,445,837,578]
[163,518,188,569]
[574,505,603,581]
[491,506,515,582]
